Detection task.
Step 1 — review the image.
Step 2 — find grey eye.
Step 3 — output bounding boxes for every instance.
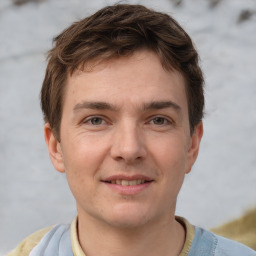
[90,117,104,125]
[152,117,166,125]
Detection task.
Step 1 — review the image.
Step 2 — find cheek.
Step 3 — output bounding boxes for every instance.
[152,135,188,173]
[150,135,188,197]
[62,132,109,170]
[60,141,104,196]
[63,144,99,206]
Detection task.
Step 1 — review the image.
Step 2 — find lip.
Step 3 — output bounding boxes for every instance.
[103,174,153,182]
[101,175,154,195]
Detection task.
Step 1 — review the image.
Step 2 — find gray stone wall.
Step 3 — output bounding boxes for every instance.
[0,0,256,254]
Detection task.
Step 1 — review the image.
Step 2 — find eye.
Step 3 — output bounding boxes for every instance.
[150,117,169,125]
[84,116,106,125]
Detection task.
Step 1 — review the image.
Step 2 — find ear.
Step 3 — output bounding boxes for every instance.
[44,123,65,173]
[185,121,203,174]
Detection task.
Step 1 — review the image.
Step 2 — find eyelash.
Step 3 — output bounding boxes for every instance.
[148,116,172,126]
[82,115,174,127]
[83,116,107,126]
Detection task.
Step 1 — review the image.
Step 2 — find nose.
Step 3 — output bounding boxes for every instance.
[110,121,147,164]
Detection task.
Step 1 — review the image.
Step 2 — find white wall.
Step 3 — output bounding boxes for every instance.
[0,0,255,254]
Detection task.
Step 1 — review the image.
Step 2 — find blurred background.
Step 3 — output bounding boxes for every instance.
[0,0,256,254]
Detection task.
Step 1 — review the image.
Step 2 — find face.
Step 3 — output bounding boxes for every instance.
[45,50,203,229]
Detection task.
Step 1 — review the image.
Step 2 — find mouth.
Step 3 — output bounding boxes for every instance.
[102,175,154,194]
[104,179,150,186]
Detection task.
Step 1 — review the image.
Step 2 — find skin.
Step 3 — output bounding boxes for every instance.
[45,50,203,256]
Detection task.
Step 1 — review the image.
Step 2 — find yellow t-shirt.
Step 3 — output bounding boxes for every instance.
[8,217,195,256]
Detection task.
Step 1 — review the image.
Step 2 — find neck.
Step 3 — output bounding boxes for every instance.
[77,212,185,256]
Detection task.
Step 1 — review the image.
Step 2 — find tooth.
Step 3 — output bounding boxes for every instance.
[116,180,121,185]
[137,179,142,185]
[129,180,137,186]
[121,180,129,186]
[111,180,115,184]
[141,180,145,184]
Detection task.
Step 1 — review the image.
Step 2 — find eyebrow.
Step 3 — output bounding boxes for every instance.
[73,101,118,112]
[73,100,181,113]
[143,101,181,112]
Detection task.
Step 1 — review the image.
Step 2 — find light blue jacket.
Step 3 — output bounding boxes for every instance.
[189,227,256,256]
[29,224,256,256]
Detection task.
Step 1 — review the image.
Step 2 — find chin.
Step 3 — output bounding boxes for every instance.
[108,216,149,229]
[105,205,152,229]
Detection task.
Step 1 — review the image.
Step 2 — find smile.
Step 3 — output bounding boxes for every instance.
[106,180,148,186]
[102,175,153,195]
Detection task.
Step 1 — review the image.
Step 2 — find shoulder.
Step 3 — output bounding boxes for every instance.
[192,226,256,256]
[211,209,256,250]
[214,233,256,256]
[7,226,53,256]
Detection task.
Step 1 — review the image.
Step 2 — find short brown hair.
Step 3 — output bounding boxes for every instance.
[41,4,204,140]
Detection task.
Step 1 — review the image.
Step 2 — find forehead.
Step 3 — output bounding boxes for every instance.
[64,50,188,113]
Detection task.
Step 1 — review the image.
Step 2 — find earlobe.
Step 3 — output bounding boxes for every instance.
[44,123,65,173]
[186,122,203,174]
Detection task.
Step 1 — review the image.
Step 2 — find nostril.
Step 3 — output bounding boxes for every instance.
[110,130,147,163]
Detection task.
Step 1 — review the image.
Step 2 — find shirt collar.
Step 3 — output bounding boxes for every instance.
[70,216,195,256]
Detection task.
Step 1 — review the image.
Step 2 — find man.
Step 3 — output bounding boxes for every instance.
[8,4,256,256]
